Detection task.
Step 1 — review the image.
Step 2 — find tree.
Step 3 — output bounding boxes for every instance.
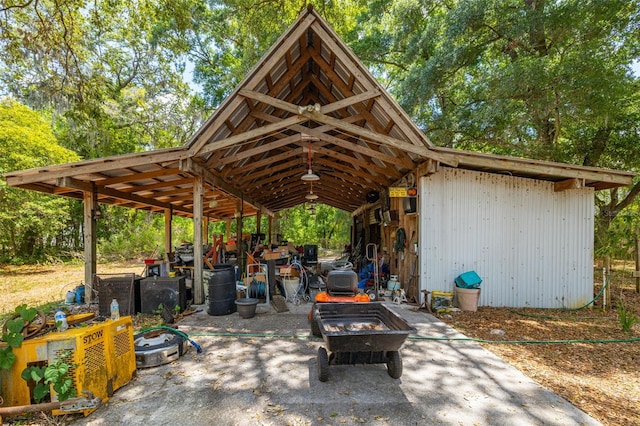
[351,0,640,255]
[0,99,80,261]
[179,0,370,108]
[278,204,350,249]
[0,0,203,158]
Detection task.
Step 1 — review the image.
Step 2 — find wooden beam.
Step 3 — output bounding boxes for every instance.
[181,158,274,217]
[235,159,300,184]
[97,167,183,186]
[120,178,194,194]
[431,147,633,187]
[239,89,300,116]
[293,123,414,169]
[240,88,382,118]
[5,149,189,187]
[320,90,382,114]
[97,186,192,215]
[195,115,306,156]
[554,178,583,192]
[188,13,317,155]
[252,110,412,170]
[304,110,454,164]
[415,159,439,177]
[56,177,93,192]
[217,134,302,165]
[310,20,432,148]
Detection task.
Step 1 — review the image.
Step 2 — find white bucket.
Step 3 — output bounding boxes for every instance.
[283,277,300,299]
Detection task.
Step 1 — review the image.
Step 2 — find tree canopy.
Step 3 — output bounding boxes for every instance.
[1,0,639,261]
[0,99,80,261]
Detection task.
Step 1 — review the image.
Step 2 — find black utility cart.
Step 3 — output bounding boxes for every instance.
[311,302,416,382]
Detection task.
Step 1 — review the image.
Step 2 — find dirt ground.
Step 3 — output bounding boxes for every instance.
[1,262,639,425]
[0,262,143,317]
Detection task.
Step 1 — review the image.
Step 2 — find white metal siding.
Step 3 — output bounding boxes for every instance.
[418,168,594,308]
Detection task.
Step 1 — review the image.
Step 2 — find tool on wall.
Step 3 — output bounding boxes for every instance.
[406,246,418,304]
[394,228,406,261]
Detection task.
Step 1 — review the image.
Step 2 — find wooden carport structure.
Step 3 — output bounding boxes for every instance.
[4,7,635,306]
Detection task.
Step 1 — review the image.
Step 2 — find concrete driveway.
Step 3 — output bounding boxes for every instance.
[74,301,599,426]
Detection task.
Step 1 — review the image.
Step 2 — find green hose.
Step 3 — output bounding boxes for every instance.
[139,325,204,353]
[509,275,612,319]
[138,275,630,349]
[407,335,640,344]
[180,331,640,345]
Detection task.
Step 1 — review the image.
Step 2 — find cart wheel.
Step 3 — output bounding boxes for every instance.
[310,308,321,338]
[366,290,377,301]
[387,351,402,379]
[317,347,329,382]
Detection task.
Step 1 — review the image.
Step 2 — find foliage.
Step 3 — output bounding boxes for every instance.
[21,354,76,403]
[351,0,640,253]
[617,300,639,332]
[1,2,640,261]
[178,0,369,108]
[278,204,351,249]
[0,304,38,370]
[0,100,81,262]
[0,0,204,158]
[97,204,349,259]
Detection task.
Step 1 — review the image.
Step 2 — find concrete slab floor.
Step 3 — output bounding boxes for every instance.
[73,301,600,426]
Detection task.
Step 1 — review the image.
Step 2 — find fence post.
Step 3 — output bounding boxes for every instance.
[635,239,640,293]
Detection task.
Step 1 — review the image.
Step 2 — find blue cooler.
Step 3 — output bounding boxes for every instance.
[455,271,482,289]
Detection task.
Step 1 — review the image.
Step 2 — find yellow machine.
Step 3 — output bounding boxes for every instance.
[0,316,136,416]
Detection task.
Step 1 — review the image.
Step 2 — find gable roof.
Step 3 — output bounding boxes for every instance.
[3,7,634,220]
[183,6,454,213]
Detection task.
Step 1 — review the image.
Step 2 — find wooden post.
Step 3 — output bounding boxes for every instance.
[225,219,231,241]
[193,176,204,304]
[604,256,611,309]
[203,216,210,246]
[83,188,97,303]
[236,200,244,280]
[363,209,370,247]
[635,239,640,293]
[164,207,172,262]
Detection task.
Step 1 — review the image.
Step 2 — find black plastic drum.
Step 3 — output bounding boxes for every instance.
[207,264,237,316]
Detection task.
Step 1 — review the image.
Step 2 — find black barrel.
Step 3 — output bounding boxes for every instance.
[207,264,237,316]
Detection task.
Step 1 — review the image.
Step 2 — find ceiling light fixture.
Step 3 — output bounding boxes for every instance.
[301,136,319,182]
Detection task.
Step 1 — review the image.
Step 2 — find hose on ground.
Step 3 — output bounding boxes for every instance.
[139,325,203,353]
[509,275,612,319]
[183,331,640,345]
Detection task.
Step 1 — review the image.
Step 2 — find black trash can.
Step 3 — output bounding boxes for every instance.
[207,264,237,316]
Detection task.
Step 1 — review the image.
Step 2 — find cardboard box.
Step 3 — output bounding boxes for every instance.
[280,266,300,277]
[263,250,288,260]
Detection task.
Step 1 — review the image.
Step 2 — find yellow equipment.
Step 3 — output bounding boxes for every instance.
[0,316,136,416]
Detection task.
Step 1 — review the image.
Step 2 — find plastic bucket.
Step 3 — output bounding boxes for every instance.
[456,287,481,312]
[283,277,300,300]
[75,285,85,304]
[207,264,237,316]
[235,298,259,319]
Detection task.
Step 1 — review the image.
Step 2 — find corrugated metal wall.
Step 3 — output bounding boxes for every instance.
[419,168,595,308]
